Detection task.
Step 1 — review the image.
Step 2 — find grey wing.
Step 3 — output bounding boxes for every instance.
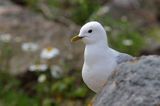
[116,53,134,65]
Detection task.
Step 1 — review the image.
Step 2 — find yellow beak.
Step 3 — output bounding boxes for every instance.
[71,35,83,42]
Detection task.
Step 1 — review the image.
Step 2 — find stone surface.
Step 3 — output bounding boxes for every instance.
[94,56,160,106]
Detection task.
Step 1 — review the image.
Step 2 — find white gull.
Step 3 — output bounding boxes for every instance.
[71,21,133,93]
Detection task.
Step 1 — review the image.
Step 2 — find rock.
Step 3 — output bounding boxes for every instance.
[94,56,160,106]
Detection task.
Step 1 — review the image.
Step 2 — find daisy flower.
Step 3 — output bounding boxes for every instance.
[50,65,63,79]
[21,42,39,52]
[29,64,48,72]
[38,74,47,83]
[122,39,133,46]
[40,47,59,59]
[0,33,11,43]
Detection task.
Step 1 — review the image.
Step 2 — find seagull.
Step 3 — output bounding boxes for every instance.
[71,21,133,93]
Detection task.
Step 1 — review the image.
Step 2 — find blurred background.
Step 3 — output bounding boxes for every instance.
[0,0,159,106]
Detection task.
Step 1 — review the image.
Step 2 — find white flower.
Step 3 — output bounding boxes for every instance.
[38,74,46,83]
[96,6,110,16]
[122,39,133,46]
[29,64,48,72]
[104,26,112,32]
[21,42,39,52]
[40,47,60,59]
[50,65,63,79]
[0,33,11,43]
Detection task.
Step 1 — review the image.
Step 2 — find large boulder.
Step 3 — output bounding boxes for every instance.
[94,56,160,106]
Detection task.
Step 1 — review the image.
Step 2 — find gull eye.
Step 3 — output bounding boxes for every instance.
[88,29,92,33]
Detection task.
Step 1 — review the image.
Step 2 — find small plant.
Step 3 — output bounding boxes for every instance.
[71,0,100,25]
[0,34,14,71]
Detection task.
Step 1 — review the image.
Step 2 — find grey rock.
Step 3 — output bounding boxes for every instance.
[94,55,160,106]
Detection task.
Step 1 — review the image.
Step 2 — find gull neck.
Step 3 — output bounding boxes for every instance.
[85,40,109,49]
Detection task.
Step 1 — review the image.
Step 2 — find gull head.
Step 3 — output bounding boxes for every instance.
[71,21,107,45]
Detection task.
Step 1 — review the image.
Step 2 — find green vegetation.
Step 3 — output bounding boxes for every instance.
[0,71,91,106]
[24,0,100,25]
[0,72,39,106]
[0,42,14,71]
[71,0,100,25]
